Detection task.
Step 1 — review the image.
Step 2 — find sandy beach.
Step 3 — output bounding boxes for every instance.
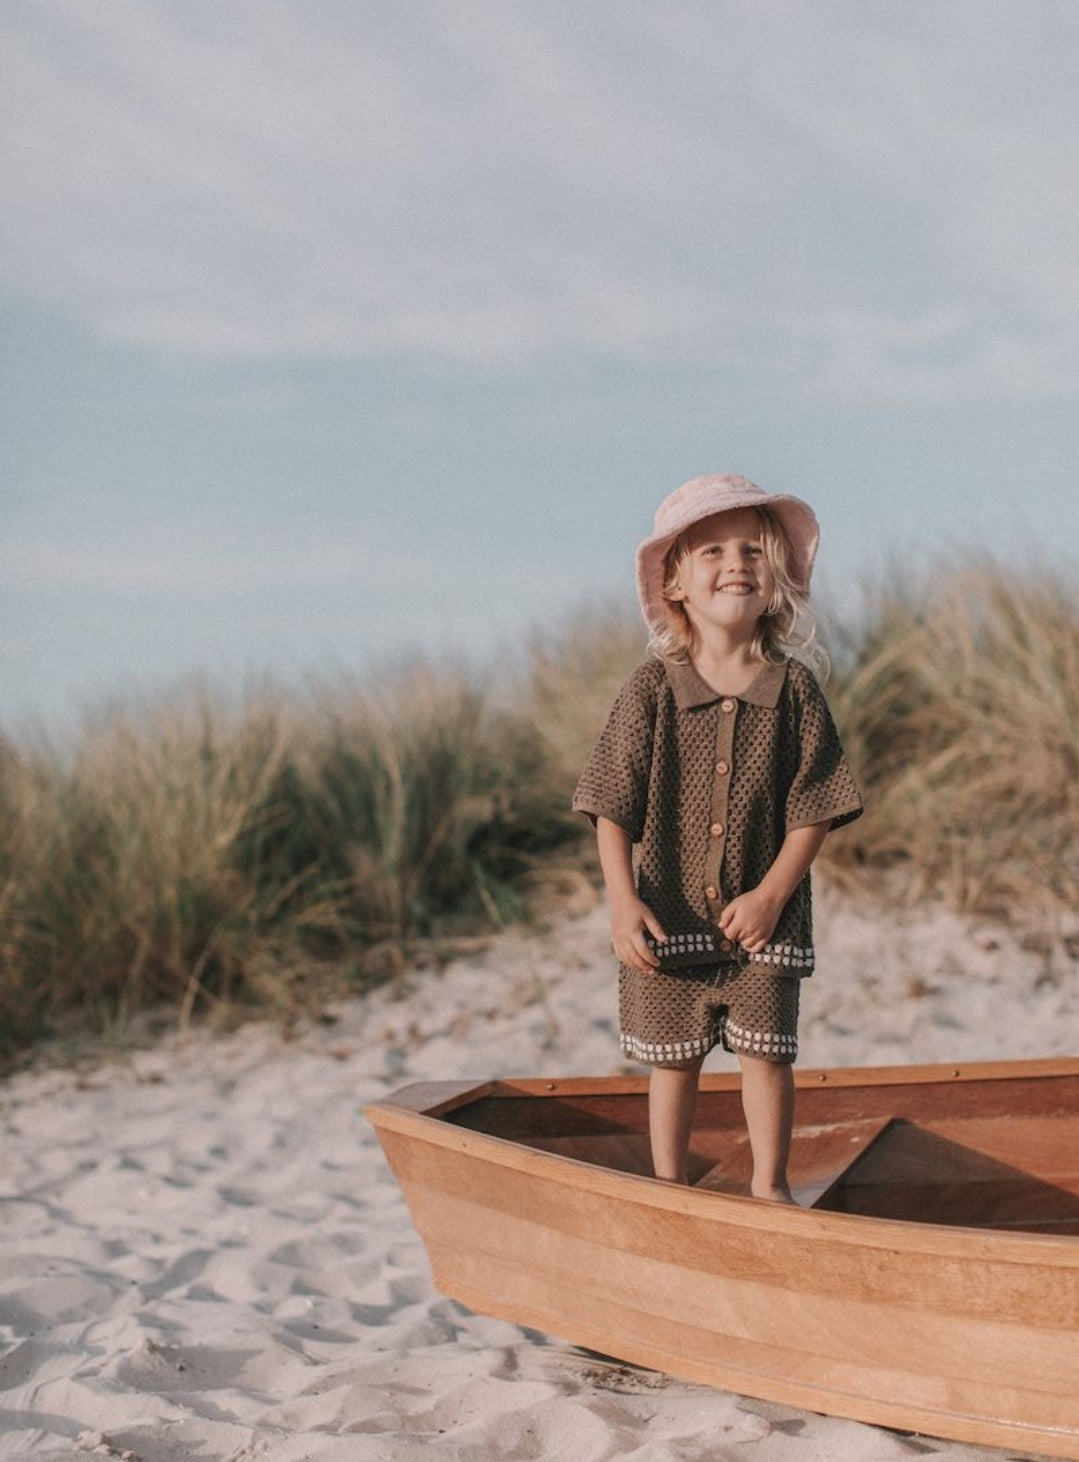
[1,887,1075,1461]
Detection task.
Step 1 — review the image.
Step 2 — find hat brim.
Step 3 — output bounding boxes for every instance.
[635,482,819,637]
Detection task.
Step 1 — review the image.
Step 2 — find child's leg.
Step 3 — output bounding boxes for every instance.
[649,1058,704,1184]
[738,1053,795,1202]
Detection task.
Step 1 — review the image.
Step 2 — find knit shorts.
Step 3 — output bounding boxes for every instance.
[619,962,800,1067]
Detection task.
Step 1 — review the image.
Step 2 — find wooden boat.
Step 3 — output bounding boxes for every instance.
[366,1057,1079,1458]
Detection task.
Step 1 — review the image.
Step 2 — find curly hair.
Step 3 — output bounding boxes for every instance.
[649,506,828,678]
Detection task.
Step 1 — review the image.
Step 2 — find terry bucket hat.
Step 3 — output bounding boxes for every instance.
[635,473,820,636]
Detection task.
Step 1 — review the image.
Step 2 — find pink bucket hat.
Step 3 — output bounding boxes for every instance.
[636,473,819,635]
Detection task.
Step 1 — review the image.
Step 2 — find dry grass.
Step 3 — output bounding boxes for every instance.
[0,695,294,1048]
[1,562,1075,1062]
[0,668,578,1062]
[519,600,645,785]
[826,565,1079,926]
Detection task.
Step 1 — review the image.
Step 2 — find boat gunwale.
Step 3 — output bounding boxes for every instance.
[365,1056,1079,1261]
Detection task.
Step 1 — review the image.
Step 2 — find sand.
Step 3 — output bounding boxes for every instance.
[1,887,1075,1460]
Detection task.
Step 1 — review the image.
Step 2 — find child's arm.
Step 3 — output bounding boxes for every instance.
[718,821,830,955]
[596,816,668,974]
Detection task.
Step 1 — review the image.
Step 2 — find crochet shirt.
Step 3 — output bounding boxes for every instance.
[573,655,863,978]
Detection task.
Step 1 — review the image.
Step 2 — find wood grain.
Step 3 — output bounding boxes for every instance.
[366,1058,1079,1457]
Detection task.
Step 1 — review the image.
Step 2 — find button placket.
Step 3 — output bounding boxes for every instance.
[705,697,736,934]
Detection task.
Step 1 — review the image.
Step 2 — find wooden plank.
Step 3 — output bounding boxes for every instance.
[918,1114,1079,1192]
[426,1230,1079,1438]
[449,1094,651,1141]
[370,1078,493,1117]
[787,1055,1079,1091]
[524,1132,716,1184]
[817,1118,1079,1232]
[377,1059,1079,1122]
[740,1069,1079,1133]
[694,1117,896,1205]
[796,1118,898,1207]
[524,1132,655,1177]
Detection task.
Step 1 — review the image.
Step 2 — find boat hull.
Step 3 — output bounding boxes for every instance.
[367,1061,1079,1458]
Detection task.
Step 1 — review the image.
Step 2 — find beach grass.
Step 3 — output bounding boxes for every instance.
[1,562,1075,1063]
[825,564,1079,929]
[0,668,579,1060]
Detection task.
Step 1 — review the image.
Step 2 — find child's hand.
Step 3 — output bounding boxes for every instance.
[609,896,667,974]
[718,888,782,955]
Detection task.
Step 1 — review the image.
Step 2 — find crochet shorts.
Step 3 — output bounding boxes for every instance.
[619,962,800,1067]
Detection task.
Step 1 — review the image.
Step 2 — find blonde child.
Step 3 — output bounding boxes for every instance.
[573,474,862,1200]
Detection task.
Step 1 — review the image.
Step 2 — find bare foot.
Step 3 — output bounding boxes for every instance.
[750,1185,797,1205]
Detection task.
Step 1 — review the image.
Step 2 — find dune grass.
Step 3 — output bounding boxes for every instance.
[824,565,1079,927]
[0,669,578,1061]
[1,562,1075,1063]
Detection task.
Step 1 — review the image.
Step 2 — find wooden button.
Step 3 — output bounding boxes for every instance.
[720,698,736,713]
[705,885,719,900]
[710,822,724,836]
[716,760,729,776]
[720,938,734,953]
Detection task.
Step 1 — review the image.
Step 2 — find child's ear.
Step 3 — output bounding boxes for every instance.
[663,582,686,603]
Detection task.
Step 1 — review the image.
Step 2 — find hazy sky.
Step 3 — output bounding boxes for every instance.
[4,1,1078,733]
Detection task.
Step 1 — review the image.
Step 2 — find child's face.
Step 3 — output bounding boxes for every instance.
[664,508,775,641]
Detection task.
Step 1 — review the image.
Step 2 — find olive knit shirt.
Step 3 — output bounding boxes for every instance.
[573,655,863,979]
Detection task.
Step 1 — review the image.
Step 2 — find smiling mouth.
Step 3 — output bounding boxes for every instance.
[717,583,755,594]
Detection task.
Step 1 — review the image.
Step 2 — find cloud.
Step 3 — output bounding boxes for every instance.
[0,513,588,637]
[3,1,1078,396]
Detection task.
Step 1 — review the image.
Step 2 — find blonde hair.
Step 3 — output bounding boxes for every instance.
[650,506,828,678]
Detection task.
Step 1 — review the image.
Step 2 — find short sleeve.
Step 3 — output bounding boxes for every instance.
[572,662,659,844]
[785,666,863,832]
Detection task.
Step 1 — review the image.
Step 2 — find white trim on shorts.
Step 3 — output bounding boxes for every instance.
[620,1018,797,1066]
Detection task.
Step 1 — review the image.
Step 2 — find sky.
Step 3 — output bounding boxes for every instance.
[3,0,1078,736]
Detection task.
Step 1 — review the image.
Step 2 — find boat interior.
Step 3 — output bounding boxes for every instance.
[444,1069,1079,1234]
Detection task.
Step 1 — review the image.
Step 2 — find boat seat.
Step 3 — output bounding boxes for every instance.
[694,1116,897,1206]
[525,1118,898,1199]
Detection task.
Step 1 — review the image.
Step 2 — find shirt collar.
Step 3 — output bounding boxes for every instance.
[665,657,788,710]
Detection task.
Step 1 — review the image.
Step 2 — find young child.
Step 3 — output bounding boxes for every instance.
[573,473,862,1200]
